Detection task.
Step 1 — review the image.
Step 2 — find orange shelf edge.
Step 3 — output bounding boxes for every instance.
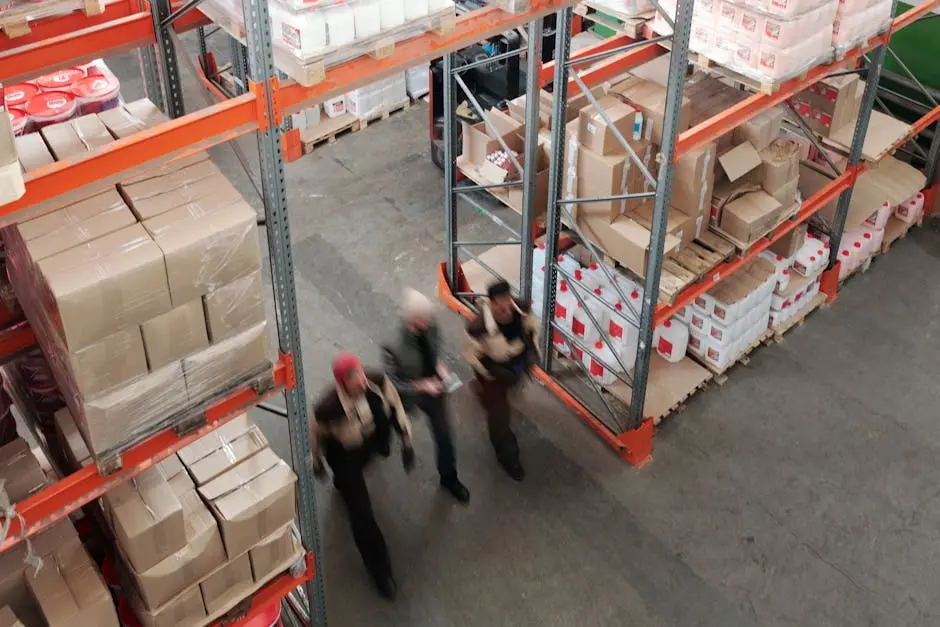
[217,552,316,627]
[0,355,291,554]
[436,262,653,467]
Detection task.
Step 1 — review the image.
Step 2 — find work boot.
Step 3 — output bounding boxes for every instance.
[371,572,397,601]
[441,477,470,503]
[499,459,525,482]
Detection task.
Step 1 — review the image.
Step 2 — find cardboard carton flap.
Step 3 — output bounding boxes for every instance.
[178,414,255,466]
[210,462,296,524]
[0,606,25,627]
[718,141,762,182]
[199,448,290,503]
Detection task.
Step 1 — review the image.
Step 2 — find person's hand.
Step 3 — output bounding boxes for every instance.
[401,446,416,473]
[415,378,443,396]
[436,360,450,381]
[312,458,329,482]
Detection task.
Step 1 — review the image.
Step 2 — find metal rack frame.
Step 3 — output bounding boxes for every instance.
[0,1,589,625]
[439,0,940,467]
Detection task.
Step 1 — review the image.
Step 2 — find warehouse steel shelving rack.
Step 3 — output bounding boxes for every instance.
[0,1,586,625]
[438,1,940,467]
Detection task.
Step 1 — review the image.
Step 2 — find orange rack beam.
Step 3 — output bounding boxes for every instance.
[0,354,292,553]
[0,1,208,82]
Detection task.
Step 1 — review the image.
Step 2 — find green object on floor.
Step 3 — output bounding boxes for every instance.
[887,2,940,91]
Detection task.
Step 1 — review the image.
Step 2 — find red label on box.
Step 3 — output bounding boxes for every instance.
[590,360,603,377]
[658,337,673,357]
[572,318,585,337]
[555,304,567,319]
[610,322,623,339]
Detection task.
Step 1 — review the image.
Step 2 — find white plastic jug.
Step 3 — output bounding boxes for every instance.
[270,3,326,57]
[653,319,689,363]
[404,0,430,20]
[584,340,623,386]
[557,254,582,280]
[865,200,892,230]
[792,245,821,277]
[532,243,547,271]
[895,193,923,224]
[581,263,612,292]
[860,225,884,254]
[837,247,852,279]
[552,280,576,356]
[608,301,639,357]
[325,7,356,46]
[571,301,602,349]
[353,1,382,38]
[379,0,406,28]
[776,267,791,292]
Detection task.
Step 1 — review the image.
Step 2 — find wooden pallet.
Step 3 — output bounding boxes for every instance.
[692,329,772,385]
[357,98,413,129]
[765,293,826,344]
[575,2,655,38]
[300,98,417,154]
[0,0,109,36]
[657,236,733,305]
[709,200,801,256]
[880,215,920,254]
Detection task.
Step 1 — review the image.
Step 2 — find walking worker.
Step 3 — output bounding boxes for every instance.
[310,352,415,600]
[463,279,541,481]
[382,288,470,503]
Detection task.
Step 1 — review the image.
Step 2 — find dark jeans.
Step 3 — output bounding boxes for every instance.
[416,394,457,483]
[323,437,391,581]
[474,375,521,467]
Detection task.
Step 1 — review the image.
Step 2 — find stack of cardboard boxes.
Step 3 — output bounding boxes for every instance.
[0,439,118,627]
[56,410,301,627]
[790,74,863,140]
[686,76,798,247]
[3,100,271,461]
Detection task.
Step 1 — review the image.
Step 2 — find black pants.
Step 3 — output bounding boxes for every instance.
[323,438,391,581]
[475,375,521,467]
[416,394,457,483]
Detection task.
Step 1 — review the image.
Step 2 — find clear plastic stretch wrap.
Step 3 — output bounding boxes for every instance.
[346,74,408,119]
[653,0,838,84]
[3,157,272,460]
[200,0,456,83]
[832,0,893,53]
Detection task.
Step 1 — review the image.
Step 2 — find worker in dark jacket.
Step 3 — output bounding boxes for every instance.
[311,352,415,600]
[383,289,470,503]
[463,280,541,481]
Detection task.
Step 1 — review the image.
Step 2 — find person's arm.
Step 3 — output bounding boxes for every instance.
[463,318,493,379]
[519,300,542,365]
[381,346,418,395]
[380,376,413,446]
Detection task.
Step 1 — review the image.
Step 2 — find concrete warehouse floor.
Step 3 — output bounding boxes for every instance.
[106,41,940,626]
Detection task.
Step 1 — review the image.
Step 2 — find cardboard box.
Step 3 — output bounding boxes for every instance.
[144,199,262,307]
[460,109,523,166]
[0,439,46,503]
[768,222,807,257]
[129,583,205,627]
[571,141,648,222]
[17,190,127,242]
[249,527,300,582]
[672,142,717,226]
[628,201,698,249]
[0,607,24,627]
[81,361,188,455]
[732,107,785,151]
[41,115,114,161]
[38,224,173,351]
[104,466,185,573]
[54,408,92,469]
[719,191,783,244]
[684,74,750,152]
[178,415,268,486]
[793,75,862,137]
[126,173,243,222]
[25,543,118,627]
[120,160,221,210]
[183,321,272,403]
[25,205,136,262]
[575,210,681,276]
[15,133,55,173]
[507,87,603,129]
[717,141,762,185]
[610,76,692,146]
[199,553,253,615]
[765,177,799,206]
[131,486,226,610]
[202,271,267,343]
[141,300,210,370]
[66,326,149,398]
[578,95,637,156]
[98,99,167,138]
[198,447,297,558]
[759,139,800,191]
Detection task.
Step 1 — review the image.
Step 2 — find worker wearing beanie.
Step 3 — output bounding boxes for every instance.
[463,279,541,481]
[382,288,470,503]
[310,351,415,600]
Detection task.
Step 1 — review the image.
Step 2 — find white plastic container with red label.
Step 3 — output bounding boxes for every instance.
[25,91,78,129]
[4,83,39,111]
[583,340,623,386]
[581,263,612,292]
[532,243,547,271]
[687,328,707,357]
[653,319,689,363]
[552,280,576,356]
[688,306,711,336]
[571,300,602,354]
[36,68,86,92]
[895,192,924,224]
[865,200,892,230]
[860,225,884,254]
[71,73,121,115]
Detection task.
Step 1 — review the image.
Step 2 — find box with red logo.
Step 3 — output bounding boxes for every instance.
[791,74,863,138]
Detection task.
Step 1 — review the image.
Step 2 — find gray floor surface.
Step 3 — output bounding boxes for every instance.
[107,42,940,626]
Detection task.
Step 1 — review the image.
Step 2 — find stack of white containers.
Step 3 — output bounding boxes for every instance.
[683,257,776,370]
[652,0,838,82]
[766,233,826,327]
[832,0,895,52]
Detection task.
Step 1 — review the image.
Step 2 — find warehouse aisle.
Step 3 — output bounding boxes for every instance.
[109,47,940,626]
